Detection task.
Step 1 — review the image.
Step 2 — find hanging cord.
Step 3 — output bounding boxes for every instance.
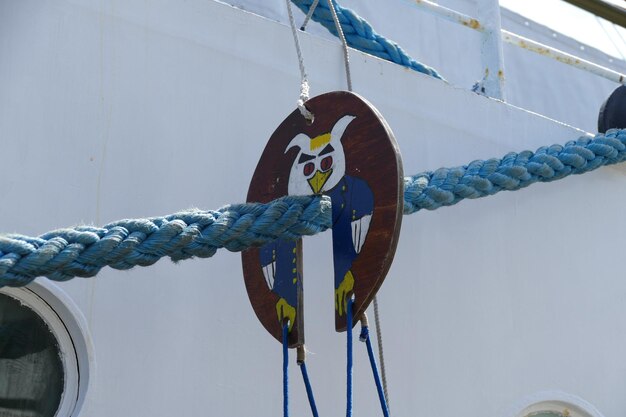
[300,0,320,31]
[285,0,314,122]
[283,322,290,417]
[327,0,353,91]
[359,314,391,417]
[346,296,354,417]
[297,346,320,417]
[372,297,390,411]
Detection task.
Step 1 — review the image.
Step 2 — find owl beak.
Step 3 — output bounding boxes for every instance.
[307,169,332,194]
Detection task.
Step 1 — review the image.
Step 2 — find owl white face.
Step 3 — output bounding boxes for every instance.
[285,116,355,196]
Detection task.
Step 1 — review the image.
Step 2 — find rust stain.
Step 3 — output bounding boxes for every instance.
[620,75,624,83]
[461,18,481,30]
[556,56,575,65]
[497,69,504,80]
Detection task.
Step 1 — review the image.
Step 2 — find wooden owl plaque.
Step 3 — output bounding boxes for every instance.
[241,91,403,347]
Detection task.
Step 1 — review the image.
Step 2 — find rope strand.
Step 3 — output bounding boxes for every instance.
[283,323,290,417]
[300,0,320,31]
[359,324,390,417]
[373,296,390,411]
[285,0,314,121]
[327,0,352,91]
[297,346,320,417]
[346,297,354,417]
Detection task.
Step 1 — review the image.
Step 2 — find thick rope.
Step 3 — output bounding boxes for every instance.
[403,129,626,214]
[290,0,445,80]
[283,323,290,417]
[0,195,331,287]
[359,325,391,417]
[2,129,626,287]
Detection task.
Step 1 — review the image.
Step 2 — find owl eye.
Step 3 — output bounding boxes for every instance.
[303,162,315,177]
[320,156,333,172]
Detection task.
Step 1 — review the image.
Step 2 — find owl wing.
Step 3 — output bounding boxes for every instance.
[351,215,372,254]
[259,242,276,289]
[347,176,375,254]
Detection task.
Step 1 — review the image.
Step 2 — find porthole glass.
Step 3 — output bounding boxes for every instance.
[527,412,566,417]
[0,292,65,416]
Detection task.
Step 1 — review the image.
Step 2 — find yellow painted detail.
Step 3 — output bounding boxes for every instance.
[292,268,297,273]
[276,298,296,331]
[309,133,331,151]
[293,278,297,284]
[292,247,296,253]
[308,169,332,194]
[335,270,355,316]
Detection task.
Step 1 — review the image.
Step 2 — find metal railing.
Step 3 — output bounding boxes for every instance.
[406,0,626,99]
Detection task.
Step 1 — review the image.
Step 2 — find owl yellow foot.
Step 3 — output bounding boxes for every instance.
[275,298,296,331]
[335,270,355,316]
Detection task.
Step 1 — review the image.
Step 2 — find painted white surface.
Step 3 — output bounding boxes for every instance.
[1,1,626,416]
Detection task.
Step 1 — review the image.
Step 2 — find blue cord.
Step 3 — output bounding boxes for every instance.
[283,323,289,417]
[346,298,354,417]
[359,326,390,417]
[299,360,320,417]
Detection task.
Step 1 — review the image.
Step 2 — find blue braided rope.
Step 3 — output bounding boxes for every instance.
[359,326,390,417]
[0,195,331,287]
[283,323,290,417]
[299,361,320,417]
[346,298,354,417]
[403,129,626,214]
[2,129,626,287]
[290,0,445,80]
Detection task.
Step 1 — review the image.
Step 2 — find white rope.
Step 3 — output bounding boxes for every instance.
[373,296,390,412]
[285,0,314,122]
[326,0,353,91]
[300,0,320,31]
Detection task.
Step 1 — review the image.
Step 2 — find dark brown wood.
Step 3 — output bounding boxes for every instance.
[242,91,403,346]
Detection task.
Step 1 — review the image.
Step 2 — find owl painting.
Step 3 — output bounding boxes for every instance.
[242,91,403,347]
[258,116,374,332]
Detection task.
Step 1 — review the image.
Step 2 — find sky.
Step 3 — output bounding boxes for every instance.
[499,0,626,60]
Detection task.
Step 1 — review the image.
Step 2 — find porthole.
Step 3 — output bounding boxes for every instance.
[520,402,594,417]
[0,284,88,417]
[509,392,605,417]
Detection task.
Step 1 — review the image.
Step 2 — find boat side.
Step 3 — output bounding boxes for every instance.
[1,1,625,416]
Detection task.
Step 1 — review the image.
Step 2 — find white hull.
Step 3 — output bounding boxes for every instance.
[1,1,625,416]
